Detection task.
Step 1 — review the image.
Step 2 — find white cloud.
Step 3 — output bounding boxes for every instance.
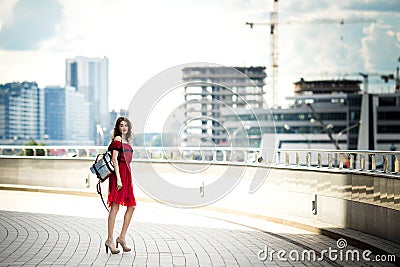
[0,0,63,50]
[0,0,17,27]
[0,0,399,109]
[361,22,400,72]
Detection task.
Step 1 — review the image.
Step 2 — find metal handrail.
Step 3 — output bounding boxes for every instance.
[0,145,399,174]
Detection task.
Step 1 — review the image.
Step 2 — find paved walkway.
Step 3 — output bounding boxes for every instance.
[0,190,397,266]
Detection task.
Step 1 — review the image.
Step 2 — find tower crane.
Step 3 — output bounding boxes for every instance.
[246,0,376,107]
[357,72,395,93]
[331,71,395,93]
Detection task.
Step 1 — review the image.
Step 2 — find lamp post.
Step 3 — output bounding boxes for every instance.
[334,121,362,147]
[306,103,340,150]
[231,125,251,147]
[96,123,104,146]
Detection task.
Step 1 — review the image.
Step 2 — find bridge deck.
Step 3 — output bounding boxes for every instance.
[0,189,397,266]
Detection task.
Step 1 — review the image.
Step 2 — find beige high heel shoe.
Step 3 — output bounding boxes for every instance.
[116,237,131,252]
[105,241,120,254]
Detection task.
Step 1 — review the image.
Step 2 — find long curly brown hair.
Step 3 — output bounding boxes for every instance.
[111,116,133,142]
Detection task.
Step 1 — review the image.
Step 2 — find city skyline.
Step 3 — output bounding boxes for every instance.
[0,0,399,112]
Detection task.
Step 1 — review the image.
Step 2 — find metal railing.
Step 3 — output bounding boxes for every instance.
[0,145,399,174]
[0,145,105,158]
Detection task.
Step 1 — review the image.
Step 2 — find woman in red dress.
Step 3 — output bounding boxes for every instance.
[105,116,136,254]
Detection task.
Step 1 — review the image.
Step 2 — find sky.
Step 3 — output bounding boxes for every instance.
[0,0,399,112]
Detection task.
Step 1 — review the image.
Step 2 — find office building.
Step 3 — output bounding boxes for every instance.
[65,56,109,142]
[45,86,91,144]
[181,66,266,146]
[45,86,66,141]
[220,79,400,151]
[0,82,44,143]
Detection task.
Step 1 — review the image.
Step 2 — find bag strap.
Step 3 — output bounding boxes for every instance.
[103,152,114,173]
[117,138,123,162]
[97,181,109,212]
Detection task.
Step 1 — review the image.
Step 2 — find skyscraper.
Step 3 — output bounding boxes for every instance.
[182,66,266,146]
[65,56,109,143]
[45,86,90,144]
[45,86,66,141]
[0,82,44,143]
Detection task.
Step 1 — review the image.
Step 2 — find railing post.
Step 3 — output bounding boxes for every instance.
[295,152,299,166]
[339,153,344,169]
[285,152,289,165]
[335,153,339,168]
[223,151,227,161]
[328,154,333,169]
[317,153,322,168]
[383,155,389,173]
[395,155,399,173]
[349,154,354,170]
[371,154,376,171]
[360,155,365,171]
[213,151,217,161]
[306,152,311,167]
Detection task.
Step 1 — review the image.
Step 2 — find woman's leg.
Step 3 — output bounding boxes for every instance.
[119,206,135,238]
[107,202,120,245]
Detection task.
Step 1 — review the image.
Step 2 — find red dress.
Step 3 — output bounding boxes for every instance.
[107,140,136,207]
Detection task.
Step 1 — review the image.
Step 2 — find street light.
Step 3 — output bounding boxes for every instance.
[283,123,290,132]
[96,123,104,146]
[231,125,251,147]
[306,103,340,150]
[334,121,362,146]
[228,125,252,162]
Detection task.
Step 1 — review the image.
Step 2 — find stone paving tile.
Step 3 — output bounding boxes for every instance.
[0,209,398,266]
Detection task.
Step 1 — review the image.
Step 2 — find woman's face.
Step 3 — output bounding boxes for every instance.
[119,121,129,135]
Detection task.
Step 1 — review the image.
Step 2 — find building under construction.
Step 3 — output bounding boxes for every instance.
[181,66,266,146]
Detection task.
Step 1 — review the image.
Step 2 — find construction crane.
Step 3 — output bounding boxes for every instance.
[246,0,376,107]
[357,72,396,93]
[331,71,396,93]
[246,0,279,108]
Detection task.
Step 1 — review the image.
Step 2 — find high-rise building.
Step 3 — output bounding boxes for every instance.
[45,86,66,141]
[181,66,266,146]
[0,82,44,142]
[45,86,90,144]
[65,56,109,142]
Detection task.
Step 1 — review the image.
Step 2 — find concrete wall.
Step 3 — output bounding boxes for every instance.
[0,157,399,243]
